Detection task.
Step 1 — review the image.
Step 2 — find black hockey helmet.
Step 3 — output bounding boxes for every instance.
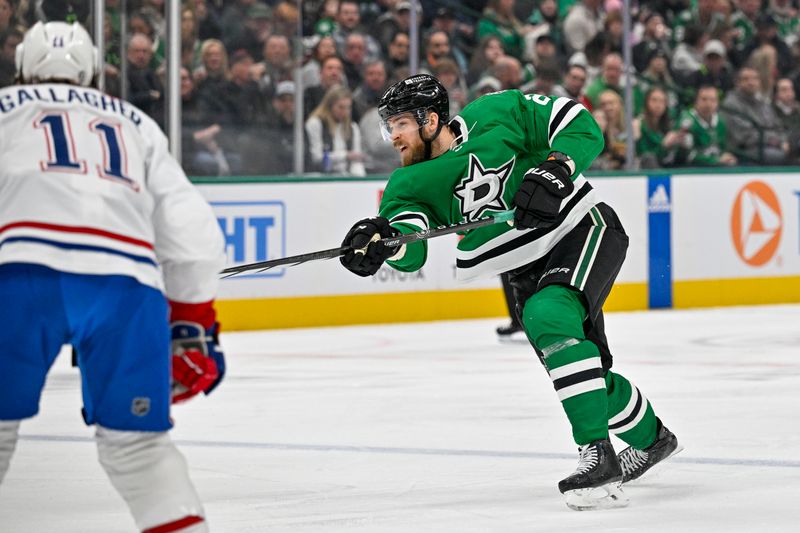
[378,74,449,138]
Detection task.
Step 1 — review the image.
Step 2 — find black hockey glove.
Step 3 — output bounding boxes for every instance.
[340,217,400,277]
[512,156,575,230]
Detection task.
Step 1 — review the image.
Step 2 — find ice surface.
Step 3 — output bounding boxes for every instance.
[2,305,799,532]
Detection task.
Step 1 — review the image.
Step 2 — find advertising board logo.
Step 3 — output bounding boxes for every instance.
[730,181,782,266]
[212,200,286,277]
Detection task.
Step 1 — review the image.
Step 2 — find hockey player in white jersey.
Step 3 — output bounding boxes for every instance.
[0,22,225,532]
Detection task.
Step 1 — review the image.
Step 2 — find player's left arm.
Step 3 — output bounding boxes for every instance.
[145,122,227,402]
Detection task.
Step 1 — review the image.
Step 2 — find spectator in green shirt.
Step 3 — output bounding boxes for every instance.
[677,85,738,166]
[477,0,533,61]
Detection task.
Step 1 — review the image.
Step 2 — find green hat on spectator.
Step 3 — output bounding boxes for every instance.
[247,3,272,19]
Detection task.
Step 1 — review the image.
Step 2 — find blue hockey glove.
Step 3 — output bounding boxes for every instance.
[340,217,400,277]
[513,155,575,230]
[171,321,225,403]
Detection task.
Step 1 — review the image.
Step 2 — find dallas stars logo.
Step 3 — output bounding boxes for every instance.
[454,153,515,221]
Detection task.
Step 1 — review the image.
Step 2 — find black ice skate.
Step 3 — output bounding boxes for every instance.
[558,438,629,511]
[496,322,527,343]
[618,420,682,484]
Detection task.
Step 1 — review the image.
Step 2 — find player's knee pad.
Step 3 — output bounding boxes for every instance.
[0,420,21,484]
[95,426,206,532]
[522,285,587,352]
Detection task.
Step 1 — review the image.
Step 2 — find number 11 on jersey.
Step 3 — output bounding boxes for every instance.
[34,111,138,191]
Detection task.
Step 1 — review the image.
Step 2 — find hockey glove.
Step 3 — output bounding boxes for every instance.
[340,216,400,277]
[171,321,225,404]
[512,155,575,230]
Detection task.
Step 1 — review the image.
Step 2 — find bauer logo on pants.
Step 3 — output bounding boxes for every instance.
[213,200,287,278]
[731,181,782,267]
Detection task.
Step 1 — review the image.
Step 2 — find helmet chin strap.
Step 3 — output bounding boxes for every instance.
[418,120,445,161]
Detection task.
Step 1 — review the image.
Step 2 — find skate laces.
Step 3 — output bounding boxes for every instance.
[619,447,648,475]
[574,444,599,474]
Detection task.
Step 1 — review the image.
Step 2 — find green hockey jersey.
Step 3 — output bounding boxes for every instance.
[379,90,604,281]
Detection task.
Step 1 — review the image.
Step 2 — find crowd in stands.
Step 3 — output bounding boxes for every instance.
[2,0,800,175]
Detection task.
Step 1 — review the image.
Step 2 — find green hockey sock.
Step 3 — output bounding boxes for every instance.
[605,371,658,449]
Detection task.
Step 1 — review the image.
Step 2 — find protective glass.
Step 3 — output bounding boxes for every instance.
[379,111,428,142]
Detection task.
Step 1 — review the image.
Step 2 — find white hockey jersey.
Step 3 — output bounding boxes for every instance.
[0,83,225,303]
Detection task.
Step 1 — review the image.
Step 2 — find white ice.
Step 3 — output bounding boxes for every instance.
[1,304,799,532]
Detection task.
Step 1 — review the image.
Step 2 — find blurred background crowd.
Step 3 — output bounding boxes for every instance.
[3,0,800,176]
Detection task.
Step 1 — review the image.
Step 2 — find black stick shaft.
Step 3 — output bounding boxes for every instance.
[220,210,514,277]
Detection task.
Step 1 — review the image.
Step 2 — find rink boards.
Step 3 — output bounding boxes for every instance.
[197,170,800,330]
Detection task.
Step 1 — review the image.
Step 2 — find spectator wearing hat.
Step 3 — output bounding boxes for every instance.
[373,1,415,53]
[739,13,792,76]
[258,80,311,175]
[722,67,789,165]
[529,32,560,70]
[332,0,381,61]
[685,39,734,102]
[632,12,672,73]
[432,6,477,61]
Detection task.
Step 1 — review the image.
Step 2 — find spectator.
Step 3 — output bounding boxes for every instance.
[272,1,300,38]
[529,32,559,71]
[730,0,761,53]
[220,0,259,53]
[637,48,681,114]
[373,1,414,52]
[491,55,523,90]
[740,13,792,77]
[552,63,593,110]
[304,55,346,117]
[194,0,223,41]
[332,0,381,61]
[305,85,366,176]
[313,0,338,36]
[253,34,293,99]
[591,89,637,170]
[744,43,779,100]
[433,58,468,116]
[722,66,789,164]
[526,0,565,59]
[343,32,368,89]
[477,0,533,61]
[126,33,163,123]
[772,77,800,163]
[632,11,671,73]
[678,85,737,166]
[180,5,202,72]
[585,52,643,113]
[359,104,402,174]
[0,27,22,88]
[469,75,503,101]
[635,87,686,168]
[431,6,476,60]
[194,38,229,84]
[386,31,410,81]
[604,9,624,55]
[301,35,337,88]
[673,0,726,45]
[260,80,310,175]
[467,35,506,86]
[768,0,800,48]
[181,67,232,177]
[0,0,20,35]
[685,39,735,103]
[421,29,468,78]
[671,24,707,82]
[563,0,604,55]
[353,59,389,120]
[129,9,164,69]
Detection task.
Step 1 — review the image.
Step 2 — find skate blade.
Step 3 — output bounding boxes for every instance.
[624,444,685,486]
[564,481,629,511]
[497,332,529,344]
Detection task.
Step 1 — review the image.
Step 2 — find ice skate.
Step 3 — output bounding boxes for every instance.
[558,438,629,511]
[496,322,527,343]
[618,420,682,484]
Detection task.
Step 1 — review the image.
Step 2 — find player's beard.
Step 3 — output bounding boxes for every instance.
[401,139,426,167]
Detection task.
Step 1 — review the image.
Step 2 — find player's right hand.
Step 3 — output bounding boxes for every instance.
[171,321,225,404]
[512,159,575,230]
[340,217,400,277]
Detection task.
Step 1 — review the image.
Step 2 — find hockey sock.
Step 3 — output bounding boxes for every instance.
[605,371,658,450]
[0,420,20,485]
[523,285,609,445]
[95,426,207,532]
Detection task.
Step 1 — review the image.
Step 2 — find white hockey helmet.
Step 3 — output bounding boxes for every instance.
[15,21,97,87]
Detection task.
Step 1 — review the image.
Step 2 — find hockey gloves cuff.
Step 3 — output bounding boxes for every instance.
[340,216,400,277]
[512,157,575,230]
[171,321,225,404]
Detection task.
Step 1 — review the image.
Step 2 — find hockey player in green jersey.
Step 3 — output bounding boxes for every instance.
[339,74,681,510]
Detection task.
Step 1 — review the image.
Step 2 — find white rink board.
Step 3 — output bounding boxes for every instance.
[198,178,649,301]
[672,173,800,280]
